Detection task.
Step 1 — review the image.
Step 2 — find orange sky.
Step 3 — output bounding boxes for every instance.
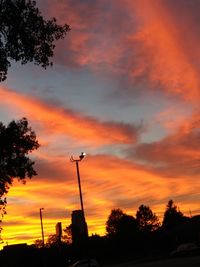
[0,0,200,248]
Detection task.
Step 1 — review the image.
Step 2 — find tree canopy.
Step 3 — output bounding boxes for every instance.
[106,208,138,238]
[0,0,70,81]
[136,204,160,232]
[106,208,125,237]
[0,117,39,199]
[117,214,138,238]
[162,199,188,230]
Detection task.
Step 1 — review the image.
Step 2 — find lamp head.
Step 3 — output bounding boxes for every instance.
[79,152,86,160]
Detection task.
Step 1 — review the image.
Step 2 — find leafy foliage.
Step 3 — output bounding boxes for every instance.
[106,208,138,238]
[63,224,73,244]
[45,231,71,248]
[162,199,188,230]
[117,214,138,239]
[45,234,61,248]
[34,239,43,248]
[0,0,70,81]
[106,208,125,237]
[136,204,160,232]
[0,117,39,198]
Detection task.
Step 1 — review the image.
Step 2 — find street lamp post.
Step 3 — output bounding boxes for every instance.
[39,208,45,247]
[70,152,88,236]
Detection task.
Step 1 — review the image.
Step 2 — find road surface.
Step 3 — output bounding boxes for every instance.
[107,255,200,267]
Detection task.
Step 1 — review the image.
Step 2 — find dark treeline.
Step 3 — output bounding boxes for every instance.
[1,200,199,267]
[86,200,200,263]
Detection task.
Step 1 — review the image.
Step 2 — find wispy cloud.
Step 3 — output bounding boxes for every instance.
[127,111,200,179]
[2,153,199,246]
[39,0,200,102]
[0,87,141,146]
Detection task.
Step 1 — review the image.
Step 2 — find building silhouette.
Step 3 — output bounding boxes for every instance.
[71,210,88,243]
[56,222,62,242]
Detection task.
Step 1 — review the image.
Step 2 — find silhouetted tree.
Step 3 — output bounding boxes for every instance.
[136,204,160,232]
[34,239,43,248]
[0,0,70,81]
[162,199,188,230]
[63,224,73,244]
[117,214,138,239]
[106,208,125,237]
[106,208,138,239]
[46,234,61,248]
[0,118,39,204]
[0,198,6,224]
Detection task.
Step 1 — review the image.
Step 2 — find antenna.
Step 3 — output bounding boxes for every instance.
[189,209,192,218]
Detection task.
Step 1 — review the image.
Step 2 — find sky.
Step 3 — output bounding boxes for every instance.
[0,0,200,248]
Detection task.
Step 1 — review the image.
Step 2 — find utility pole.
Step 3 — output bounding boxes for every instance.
[40,208,45,247]
[70,152,88,238]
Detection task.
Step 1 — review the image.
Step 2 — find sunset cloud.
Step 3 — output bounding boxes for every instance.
[38,0,200,102]
[0,87,141,146]
[2,152,199,248]
[128,111,200,179]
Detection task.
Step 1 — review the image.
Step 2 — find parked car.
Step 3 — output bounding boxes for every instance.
[170,242,200,257]
[70,259,99,267]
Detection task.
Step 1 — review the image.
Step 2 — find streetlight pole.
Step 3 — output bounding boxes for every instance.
[70,152,88,237]
[75,160,85,218]
[39,208,45,247]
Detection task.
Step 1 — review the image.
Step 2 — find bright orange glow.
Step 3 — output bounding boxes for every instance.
[1,154,199,249]
[125,0,200,101]
[0,87,139,146]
